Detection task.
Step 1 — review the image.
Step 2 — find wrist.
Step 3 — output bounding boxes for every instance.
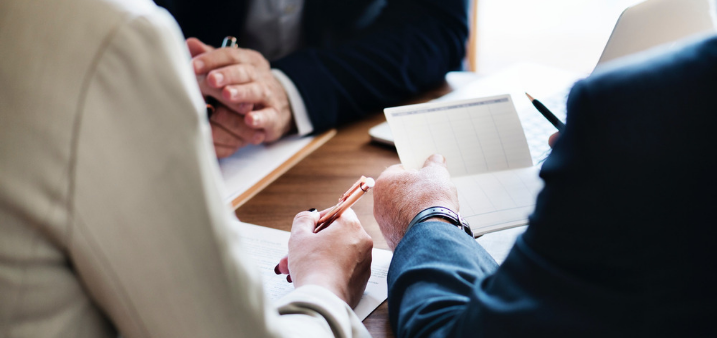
[407,206,473,237]
[424,216,454,225]
[295,273,350,304]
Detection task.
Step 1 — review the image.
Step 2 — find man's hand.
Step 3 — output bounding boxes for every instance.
[187,38,295,157]
[373,154,459,251]
[277,208,373,308]
[548,132,560,148]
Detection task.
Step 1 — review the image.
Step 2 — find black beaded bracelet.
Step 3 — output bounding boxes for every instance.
[406,206,474,237]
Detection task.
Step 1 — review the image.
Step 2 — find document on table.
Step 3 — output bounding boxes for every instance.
[476,226,527,264]
[385,95,544,236]
[218,130,335,209]
[234,221,392,320]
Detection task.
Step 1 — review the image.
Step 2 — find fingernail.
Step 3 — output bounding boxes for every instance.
[227,87,238,99]
[435,154,446,163]
[193,60,204,73]
[252,134,263,144]
[307,208,317,212]
[286,275,292,283]
[274,264,280,275]
[212,72,224,86]
[251,114,261,127]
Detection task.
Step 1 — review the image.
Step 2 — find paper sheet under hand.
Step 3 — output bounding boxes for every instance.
[385,95,544,236]
[234,221,391,320]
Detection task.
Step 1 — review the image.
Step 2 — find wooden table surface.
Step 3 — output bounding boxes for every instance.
[236,83,453,338]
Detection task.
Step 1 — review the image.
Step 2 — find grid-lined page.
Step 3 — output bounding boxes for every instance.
[454,166,542,235]
[385,95,542,236]
[385,95,533,176]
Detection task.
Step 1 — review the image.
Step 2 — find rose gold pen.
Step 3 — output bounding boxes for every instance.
[314,176,375,233]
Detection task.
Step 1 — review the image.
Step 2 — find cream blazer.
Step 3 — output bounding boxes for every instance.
[0,0,369,337]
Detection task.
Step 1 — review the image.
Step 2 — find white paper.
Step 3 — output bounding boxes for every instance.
[385,95,543,236]
[235,222,392,320]
[476,226,527,265]
[385,95,533,174]
[218,135,315,204]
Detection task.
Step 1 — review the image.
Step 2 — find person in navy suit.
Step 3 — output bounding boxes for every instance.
[154,0,469,158]
[372,33,717,337]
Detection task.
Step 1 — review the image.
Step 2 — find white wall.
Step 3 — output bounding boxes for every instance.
[475,0,643,74]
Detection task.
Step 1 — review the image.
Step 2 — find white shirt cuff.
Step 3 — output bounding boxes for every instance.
[272,69,314,136]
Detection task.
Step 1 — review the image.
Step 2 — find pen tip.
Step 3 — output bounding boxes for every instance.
[525,92,534,101]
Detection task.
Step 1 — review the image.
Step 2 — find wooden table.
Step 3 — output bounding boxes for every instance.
[236,83,453,338]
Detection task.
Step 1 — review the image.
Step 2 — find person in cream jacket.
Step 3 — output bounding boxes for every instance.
[0,0,373,337]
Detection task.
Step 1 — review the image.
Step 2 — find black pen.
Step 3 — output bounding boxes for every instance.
[525,93,565,131]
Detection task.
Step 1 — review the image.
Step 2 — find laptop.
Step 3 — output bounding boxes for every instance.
[370,0,716,146]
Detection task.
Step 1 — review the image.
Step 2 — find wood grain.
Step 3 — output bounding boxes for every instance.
[236,82,452,338]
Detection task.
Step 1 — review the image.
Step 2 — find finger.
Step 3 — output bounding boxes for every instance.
[423,154,447,168]
[248,129,265,145]
[192,48,264,74]
[186,37,214,58]
[214,143,237,159]
[246,107,290,143]
[223,83,266,104]
[334,207,359,225]
[206,64,257,88]
[292,210,320,236]
[276,255,290,275]
[548,132,560,148]
[210,122,245,149]
[379,163,407,177]
[200,82,254,115]
[211,106,262,142]
[318,207,334,218]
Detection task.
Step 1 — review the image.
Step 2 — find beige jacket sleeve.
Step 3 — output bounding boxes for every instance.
[69,7,369,338]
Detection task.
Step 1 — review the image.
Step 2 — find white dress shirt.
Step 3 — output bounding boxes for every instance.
[0,0,367,336]
[242,0,314,135]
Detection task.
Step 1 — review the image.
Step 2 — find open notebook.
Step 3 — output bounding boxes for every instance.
[385,95,543,236]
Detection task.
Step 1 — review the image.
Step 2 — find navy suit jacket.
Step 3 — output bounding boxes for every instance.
[388,35,717,337]
[153,0,469,132]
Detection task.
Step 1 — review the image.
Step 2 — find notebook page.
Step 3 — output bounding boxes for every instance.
[454,166,543,235]
[385,95,533,176]
[385,95,542,236]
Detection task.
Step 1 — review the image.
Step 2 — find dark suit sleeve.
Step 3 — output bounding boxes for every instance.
[388,36,717,337]
[272,0,469,132]
[387,221,498,337]
[388,83,636,338]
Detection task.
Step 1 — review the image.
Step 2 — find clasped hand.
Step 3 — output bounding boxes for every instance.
[187,38,294,158]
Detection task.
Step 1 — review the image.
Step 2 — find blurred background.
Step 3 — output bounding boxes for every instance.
[473,0,644,75]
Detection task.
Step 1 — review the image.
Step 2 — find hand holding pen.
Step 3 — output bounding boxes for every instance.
[315,176,375,233]
[273,206,373,308]
[274,177,374,295]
